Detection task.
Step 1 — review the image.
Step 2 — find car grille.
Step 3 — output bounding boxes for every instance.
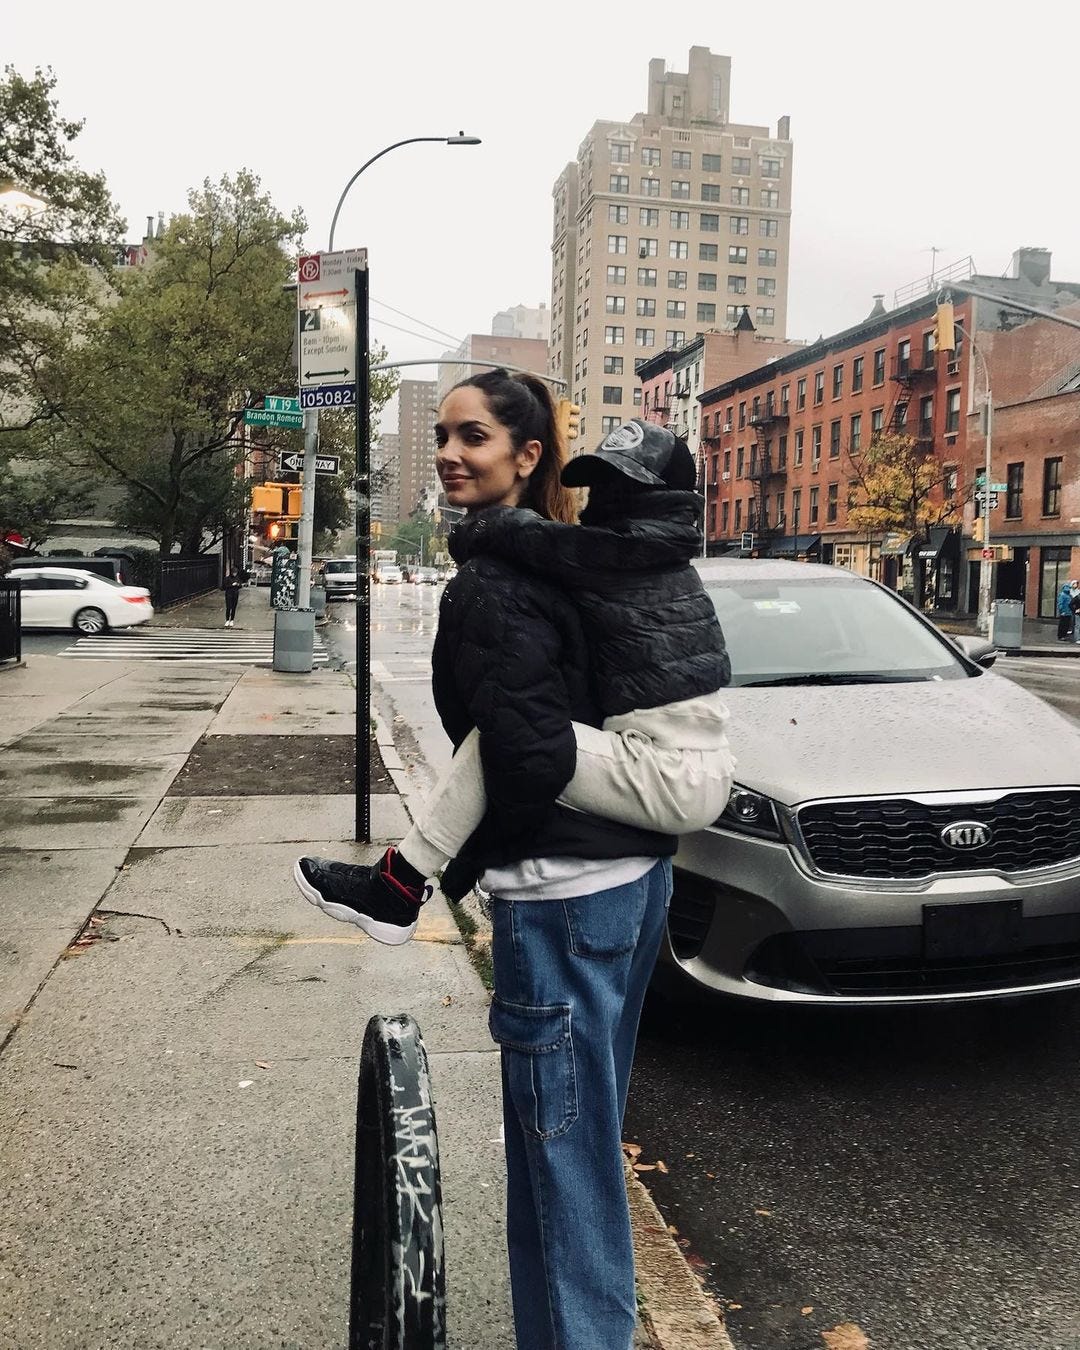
[667,870,717,960]
[796,791,1080,880]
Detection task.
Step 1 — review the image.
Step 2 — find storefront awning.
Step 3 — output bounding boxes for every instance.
[879,532,913,557]
[917,526,952,561]
[767,533,822,556]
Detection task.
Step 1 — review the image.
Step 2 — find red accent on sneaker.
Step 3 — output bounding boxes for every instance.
[379,847,427,906]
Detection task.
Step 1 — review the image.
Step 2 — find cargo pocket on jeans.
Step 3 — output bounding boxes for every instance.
[489,997,578,1141]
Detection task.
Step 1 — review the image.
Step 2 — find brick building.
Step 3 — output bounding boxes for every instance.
[693,248,1080,619]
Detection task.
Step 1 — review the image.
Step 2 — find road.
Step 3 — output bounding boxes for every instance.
[325,586,1080,1350]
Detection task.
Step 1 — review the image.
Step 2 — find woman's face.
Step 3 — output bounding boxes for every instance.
[435,386,541,514]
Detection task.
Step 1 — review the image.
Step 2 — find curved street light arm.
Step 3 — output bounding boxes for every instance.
[329,138,447,250]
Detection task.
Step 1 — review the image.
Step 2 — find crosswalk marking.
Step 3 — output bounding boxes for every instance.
[59,626,329,666]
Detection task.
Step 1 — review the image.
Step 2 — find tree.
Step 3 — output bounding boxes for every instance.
[846,433,962,542]
[38,171,305,555]
[0,66,124,540]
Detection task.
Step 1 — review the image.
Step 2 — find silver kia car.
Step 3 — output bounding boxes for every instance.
[661,559,1080,1005]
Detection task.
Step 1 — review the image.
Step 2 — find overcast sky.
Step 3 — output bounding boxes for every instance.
[9,0,1080,425]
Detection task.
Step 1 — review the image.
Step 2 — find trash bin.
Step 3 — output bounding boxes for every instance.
[989,598,1024,653]
[273,608,315,672]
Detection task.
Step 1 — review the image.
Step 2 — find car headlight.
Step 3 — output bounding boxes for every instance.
[715,784,783,839]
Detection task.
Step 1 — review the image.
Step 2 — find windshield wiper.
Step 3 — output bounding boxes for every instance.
[740,672,934,688]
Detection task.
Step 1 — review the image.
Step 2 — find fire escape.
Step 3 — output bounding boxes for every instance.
[746,392,788,541]
[888,343,937,449]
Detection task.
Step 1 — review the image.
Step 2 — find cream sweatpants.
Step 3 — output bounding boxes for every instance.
[397,692,735,878]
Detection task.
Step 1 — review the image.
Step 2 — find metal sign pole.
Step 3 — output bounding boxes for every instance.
[297,409,318,610]
[355,265,371,843]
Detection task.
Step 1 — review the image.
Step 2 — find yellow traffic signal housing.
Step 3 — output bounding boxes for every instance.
[287,488,302,519]
[556,398,582,443]
[934,301,956,353]
[972,516,985,543]
[252,484,282,514]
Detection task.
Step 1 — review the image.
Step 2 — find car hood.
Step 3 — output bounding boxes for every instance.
[724,673,1080,805]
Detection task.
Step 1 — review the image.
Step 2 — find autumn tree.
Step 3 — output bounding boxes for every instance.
[846,432,962,543]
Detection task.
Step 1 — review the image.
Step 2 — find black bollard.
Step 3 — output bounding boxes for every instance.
[350,1014,446,1350]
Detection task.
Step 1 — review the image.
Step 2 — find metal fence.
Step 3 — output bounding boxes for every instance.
[0,580,21,664]
[157,555,221,609]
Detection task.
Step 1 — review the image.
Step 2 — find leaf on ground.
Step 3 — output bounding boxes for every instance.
[255,1061,272,1070]
[441,995,454,1006]
[705,1172,716,1179]
[727,1303,743,1311]
[802,1306,815,1316]
[821,1323,870,1350]
[633,1163,657,1172]
[686,1252,708,1271]
[622,1141,642,1159]
[655,1159,669,1174]
[755,1208,772,1217]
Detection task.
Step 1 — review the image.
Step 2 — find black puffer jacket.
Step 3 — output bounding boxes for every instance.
[448,489,730,717]
[432,551,676,872]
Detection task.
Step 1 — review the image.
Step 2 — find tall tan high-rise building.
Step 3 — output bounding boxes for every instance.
[550,46,793,447]
[397,379,438,519]
[371,431,400,528]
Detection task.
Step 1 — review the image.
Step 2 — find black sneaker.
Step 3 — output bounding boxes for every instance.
[293,853,430,945]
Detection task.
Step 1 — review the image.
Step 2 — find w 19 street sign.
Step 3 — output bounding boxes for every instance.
[244,395,303,429]
[278,451,340,476]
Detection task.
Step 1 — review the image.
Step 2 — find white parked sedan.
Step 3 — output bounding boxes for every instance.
[15,567,154,634]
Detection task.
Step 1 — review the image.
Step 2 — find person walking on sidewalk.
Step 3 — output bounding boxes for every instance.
[1071,581,1080,644]
[296,373,728,1350]
[1057,580,1076,641]
[223,570,242,627]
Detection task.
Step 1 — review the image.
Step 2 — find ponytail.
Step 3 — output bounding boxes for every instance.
[452,368,579,524]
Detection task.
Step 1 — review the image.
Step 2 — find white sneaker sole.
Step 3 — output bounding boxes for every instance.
[292,860,418,945]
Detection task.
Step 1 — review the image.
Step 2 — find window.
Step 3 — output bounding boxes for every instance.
[735,499,743,531]
[665,330,685,348]
[605,265,626,284]
[1043,457,1062,516]
[666,299,686,318]
[732,156,751,175]
[610,141,630,163]
[721,500,730,534]
[1040,545,1073,617]
[668,270,687,289]
[633,387,642,407]
[728,245,748,265]
[850,413,862,453]
[641,177,660,197]
[758,248,777,267]
[896,338,911,377]
[893,400,908,431]
[922,329,935,368]
[698,272,717,291]
[755,306,775,325]
[672,150,692,170]
[918,395,934,438]
[609,175,629,194]
[813,371,825,405]
[725,304,744,324]
[605,295,625,314]
[728,274,747,294]
[636,297,656,316]
[641,146,661,166]
[669,239,689,259]
[759,218,779,237]
[639,207,659,227]
[873,348,886,385]
[829,419,841,457]
[602,386,622,404]
[608,235,627,254]
[731,186,750,206]
[757,277,776,296]
[1006,462,1024,518]
[794,429,804,466]
[635,328,655,347]
[637,267,657,286]
[723,448,731,474]
[736,447,745,477]
[760,189,780,208]
[738,402,746,430]
[826,483,839,523]
[608,204,628,223]
[639,237,658,257]
[605,326,624,344]
[761,157,782,178]
[603,355,623,374]
[945,388,961,434]
[697,302,716,323]
[780,384,790,414]
[601,415,619,434]
[671,181,691,199]
[702,152,722,172]
[811,425,822,462]
[852,355,864,393]
[700,242,719,261]
[701,183,721,202]
[730,216,749,235]
[700,212,719,232]
[808,486,820,524]
[796,377,807,411]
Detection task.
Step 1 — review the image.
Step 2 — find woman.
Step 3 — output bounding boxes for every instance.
[223,569,242,627]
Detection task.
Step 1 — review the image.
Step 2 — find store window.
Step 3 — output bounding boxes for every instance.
[1040,546,1074,617]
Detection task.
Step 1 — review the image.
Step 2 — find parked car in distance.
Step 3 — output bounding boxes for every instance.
[15,567,153,634]
[373,563,403,584]
[657,558,1080,1008]
[416,567,439,584]
[320,559,358,599]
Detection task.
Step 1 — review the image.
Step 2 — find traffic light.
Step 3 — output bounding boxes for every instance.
[287,487,302,519]
[972,516,985,544]
[556,398,582,444]
[934,301,956,353]
[268,521,282,541]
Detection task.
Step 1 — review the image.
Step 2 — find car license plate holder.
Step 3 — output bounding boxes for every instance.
[922,898,1023,962]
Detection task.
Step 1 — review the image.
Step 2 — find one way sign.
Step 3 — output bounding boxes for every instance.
[278,452,340,476]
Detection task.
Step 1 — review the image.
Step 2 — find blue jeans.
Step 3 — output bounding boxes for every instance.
[488,859,673,1350]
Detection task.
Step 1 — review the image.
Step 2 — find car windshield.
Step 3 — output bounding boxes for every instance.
[324,561,355,573]
[705,575,971,687]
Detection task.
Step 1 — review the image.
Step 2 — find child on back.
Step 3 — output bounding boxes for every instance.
[295,419,734,942]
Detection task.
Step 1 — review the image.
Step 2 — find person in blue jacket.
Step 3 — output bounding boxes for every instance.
[1058,580,1076,641]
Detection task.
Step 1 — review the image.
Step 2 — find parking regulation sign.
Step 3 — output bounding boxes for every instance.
[297,249,367,403]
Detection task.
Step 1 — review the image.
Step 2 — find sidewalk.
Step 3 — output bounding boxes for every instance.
[933,614,1080,657]
[150,583,278,631]
[0,652,727,1348]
